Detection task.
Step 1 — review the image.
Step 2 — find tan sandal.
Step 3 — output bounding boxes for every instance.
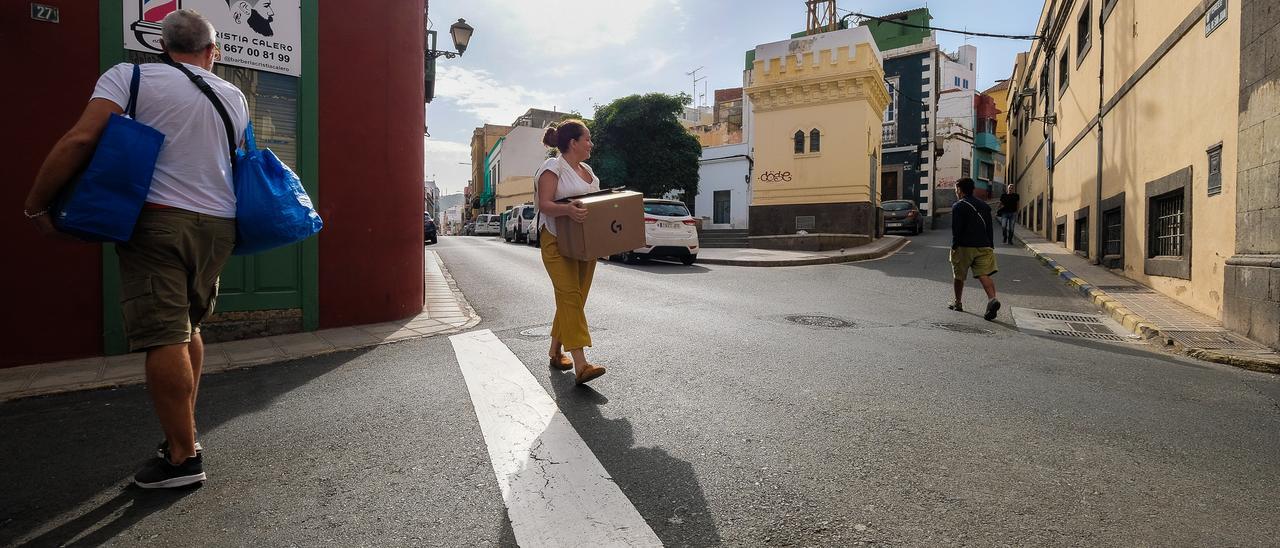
[575,364,606,384]
[548,354,573,370]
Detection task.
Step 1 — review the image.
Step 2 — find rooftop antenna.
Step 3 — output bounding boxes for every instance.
[686,66,705,107]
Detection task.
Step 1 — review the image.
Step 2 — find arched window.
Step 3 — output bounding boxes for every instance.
[793,130,805,154]
[809,129,821,153]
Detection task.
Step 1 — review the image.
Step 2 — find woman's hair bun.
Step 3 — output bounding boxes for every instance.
[542,126,558,148]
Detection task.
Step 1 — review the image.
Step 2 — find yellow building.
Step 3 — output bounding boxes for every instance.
[745,26,890,250]
[1007,0,1253,331]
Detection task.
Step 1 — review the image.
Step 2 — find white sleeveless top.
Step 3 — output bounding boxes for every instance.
[534,155,601,236]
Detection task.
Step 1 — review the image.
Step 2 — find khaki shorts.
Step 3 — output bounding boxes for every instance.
[950,246,998,280]
[116,208,236,351]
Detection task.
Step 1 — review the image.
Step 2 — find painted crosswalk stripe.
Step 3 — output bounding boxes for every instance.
[449,329,662,548]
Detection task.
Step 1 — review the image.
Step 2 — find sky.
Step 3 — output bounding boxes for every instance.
[424,0,1045,197]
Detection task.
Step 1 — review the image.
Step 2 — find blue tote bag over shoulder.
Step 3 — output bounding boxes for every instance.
[231,122,323,255]
[52,64,164,242]
[167,56,322,256]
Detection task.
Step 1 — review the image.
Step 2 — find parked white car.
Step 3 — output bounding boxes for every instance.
[474,214,502,236]
[505,204,537,243]
[614,199,699,265]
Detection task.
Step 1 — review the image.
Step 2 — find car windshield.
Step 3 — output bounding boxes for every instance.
[882,201,913,211]
[643,202,690,217]
[481,215,497,223]
[523,208,536,219]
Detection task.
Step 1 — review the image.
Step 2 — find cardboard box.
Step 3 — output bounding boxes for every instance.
[554,190,646,260]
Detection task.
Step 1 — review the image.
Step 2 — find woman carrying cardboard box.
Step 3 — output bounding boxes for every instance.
[534,120,607,384]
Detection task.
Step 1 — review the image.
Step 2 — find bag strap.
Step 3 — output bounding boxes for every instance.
[125,64,141,118]
[161,54,237,160]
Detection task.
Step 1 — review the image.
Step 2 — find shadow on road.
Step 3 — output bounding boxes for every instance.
[548,374,722,547]
[0,347,371,546]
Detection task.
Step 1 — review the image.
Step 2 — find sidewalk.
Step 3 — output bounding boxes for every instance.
[0,251,481,402]
[1014,225,1280,373]
[696,235,908,266]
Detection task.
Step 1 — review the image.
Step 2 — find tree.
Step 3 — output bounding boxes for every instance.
[587,93,702,201]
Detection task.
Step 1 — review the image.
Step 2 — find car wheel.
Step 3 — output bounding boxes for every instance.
[681,255,696,266]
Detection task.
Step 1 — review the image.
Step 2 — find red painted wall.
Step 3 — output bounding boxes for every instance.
[317,0,426,327]
[0,2,104,367]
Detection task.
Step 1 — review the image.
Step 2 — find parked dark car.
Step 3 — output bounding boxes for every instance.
[424,213,438,244]
[882,200,923,235]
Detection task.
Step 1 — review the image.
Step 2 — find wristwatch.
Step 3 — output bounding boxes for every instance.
[24,208,49,219]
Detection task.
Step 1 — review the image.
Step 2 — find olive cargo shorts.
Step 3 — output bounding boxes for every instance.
[116,208,236,351]
[950,246,998,280]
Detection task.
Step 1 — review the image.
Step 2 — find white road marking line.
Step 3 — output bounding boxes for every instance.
[449,330,662,548]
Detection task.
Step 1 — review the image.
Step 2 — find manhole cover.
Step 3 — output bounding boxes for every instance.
[786,315,857,329]
[1011,307,1137,344]
[929,322,993,335]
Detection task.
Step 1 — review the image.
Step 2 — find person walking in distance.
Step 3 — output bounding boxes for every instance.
[948,178,1001,321]
[534,120,607,384]
[997,183,1020,244]
[23,10,249,488]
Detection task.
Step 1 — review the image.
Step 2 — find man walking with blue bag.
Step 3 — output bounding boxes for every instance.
[23,10,249,488]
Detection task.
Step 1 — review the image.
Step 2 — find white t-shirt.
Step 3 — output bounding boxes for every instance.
[93,62,250,218]
[534,155,601,237]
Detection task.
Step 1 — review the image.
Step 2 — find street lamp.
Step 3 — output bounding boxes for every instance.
[425,17,474,103]
[428,18,474,60]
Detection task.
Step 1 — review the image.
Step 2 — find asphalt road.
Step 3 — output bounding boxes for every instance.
[3,229,1278,547]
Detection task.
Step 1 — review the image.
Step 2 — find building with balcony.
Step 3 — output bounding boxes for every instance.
[861,8,978,221]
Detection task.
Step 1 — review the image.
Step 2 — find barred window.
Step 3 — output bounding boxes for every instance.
[810,129,821,153]
[1150,193,1185,257]
[1075,216,1089,253]
[1103,209,1123,257]
[1207,144,1223,196]
[794,130,805,154]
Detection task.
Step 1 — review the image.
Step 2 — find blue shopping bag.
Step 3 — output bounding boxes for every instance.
[52,64,164,242]
[232,122,323,255]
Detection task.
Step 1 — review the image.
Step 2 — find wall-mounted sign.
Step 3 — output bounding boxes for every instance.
[123,0,301,77]
[30,3,60,23]
[1205,0,1227,36]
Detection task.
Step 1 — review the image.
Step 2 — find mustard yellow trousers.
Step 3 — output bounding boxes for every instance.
[540,227,596,350]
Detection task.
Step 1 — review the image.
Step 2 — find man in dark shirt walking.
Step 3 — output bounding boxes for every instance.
[997,184,1020,244]
[949,178,1001,320]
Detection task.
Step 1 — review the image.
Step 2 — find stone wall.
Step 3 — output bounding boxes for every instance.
[1225,0,1280,348]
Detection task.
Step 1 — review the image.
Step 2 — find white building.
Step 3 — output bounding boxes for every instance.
[489,125,549,213]
[424,179,440,220]
[934,88,976,212]
[695,142,752,230]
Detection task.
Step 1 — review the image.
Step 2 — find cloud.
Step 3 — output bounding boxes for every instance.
[436,66,562,125]
[424,137,474,195]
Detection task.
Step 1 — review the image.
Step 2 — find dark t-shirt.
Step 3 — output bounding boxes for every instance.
[953,196,995,248]
[997,192,1020,214]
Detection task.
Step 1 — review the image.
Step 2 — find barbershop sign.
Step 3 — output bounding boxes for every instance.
[123,0,301,77]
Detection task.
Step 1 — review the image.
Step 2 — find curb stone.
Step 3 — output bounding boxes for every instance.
[0,251,483,402]
[1016,234,1280,373]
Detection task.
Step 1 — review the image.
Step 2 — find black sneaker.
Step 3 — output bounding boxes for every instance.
[947,302,964,312]
[984,299,1001,321]
[156,439,203,459]
[134,453,206,489]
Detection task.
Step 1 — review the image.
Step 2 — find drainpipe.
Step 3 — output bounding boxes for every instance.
[1094,4,1105,265]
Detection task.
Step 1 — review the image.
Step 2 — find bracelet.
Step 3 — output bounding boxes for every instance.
[24,208,49,219]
